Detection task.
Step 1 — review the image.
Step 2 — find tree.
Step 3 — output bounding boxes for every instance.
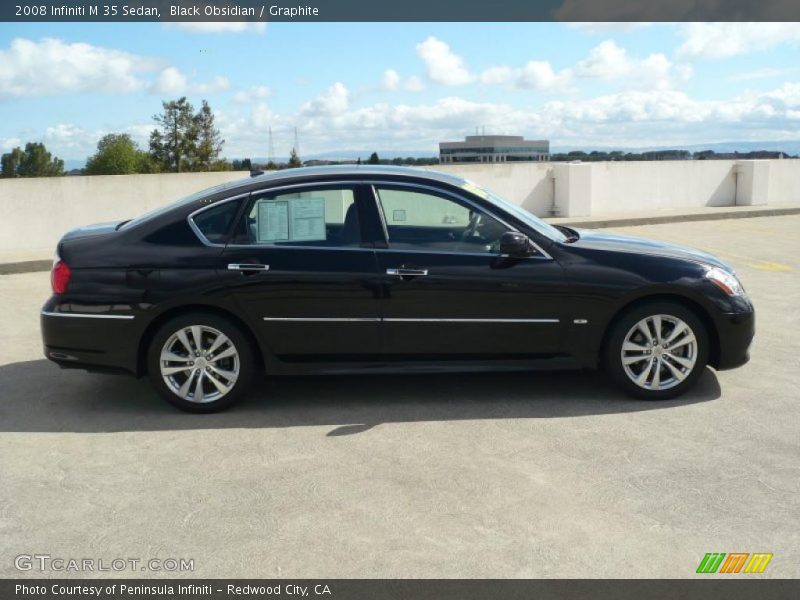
[288,148,302,168]
[85,134,158,175]
[0,147,25,178]
[149,97,197,173]
[1,143,64,178]
[265,160,278,171]
[368,152,380,164]
[193,100,224,171]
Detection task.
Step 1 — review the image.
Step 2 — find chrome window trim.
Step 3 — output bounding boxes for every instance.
[187,192,251,248]
[188,178,553,260]
[42,311,135,320]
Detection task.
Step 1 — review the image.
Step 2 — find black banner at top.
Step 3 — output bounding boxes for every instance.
[4,0,800,22]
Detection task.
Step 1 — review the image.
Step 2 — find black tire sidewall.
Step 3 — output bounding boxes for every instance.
[147,312,255,413]
[604,301,709,400]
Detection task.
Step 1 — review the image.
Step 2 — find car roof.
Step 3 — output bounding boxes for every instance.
[207,165,470,198]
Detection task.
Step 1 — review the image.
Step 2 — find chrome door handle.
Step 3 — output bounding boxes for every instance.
[386,268,428,277]
[228,263,270,272]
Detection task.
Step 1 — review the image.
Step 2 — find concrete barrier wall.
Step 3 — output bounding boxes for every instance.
[0,171,244,254]
[1,160,799,253]
[590,160,738,214]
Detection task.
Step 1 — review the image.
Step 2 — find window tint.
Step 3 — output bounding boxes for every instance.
[236,187,360,247]
[375,187,509,254]
[192,199,242,244]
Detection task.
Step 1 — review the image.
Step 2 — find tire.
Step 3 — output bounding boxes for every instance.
[147,312,256,413]
[603,300,709,400]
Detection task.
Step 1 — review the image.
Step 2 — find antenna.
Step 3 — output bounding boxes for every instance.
[293,126,300,156]
[268,127,275,164]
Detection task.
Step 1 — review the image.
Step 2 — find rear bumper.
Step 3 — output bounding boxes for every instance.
[40,307,140,375]
[714,309,755,371]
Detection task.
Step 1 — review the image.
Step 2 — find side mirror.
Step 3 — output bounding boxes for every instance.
[499,231,535,256]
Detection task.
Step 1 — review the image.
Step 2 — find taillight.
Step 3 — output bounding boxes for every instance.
[51,257,72,294]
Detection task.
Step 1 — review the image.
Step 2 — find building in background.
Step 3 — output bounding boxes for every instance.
[439,135,550,164]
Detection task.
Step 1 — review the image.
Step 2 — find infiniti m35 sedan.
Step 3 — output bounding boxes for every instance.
[41,166,754,412]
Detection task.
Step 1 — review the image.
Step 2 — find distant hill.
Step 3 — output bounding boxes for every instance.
[552,140,800,156]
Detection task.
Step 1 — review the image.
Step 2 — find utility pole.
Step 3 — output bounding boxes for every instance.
[268,127,275,165]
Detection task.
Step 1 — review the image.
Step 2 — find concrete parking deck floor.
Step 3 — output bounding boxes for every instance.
[1,215,798,578]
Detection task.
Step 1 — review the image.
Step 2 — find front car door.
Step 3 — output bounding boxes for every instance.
[369,182,566,358]
[214,182,382,361]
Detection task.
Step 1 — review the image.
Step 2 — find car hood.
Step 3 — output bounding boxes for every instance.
[570,228,734,272]
[61,221,124,241]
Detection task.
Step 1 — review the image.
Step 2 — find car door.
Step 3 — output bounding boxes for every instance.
[370,182,566,357]
[217,183,382,358]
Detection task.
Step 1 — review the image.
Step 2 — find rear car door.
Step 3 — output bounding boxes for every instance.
[370,182,566,357]
[214,183,382,359]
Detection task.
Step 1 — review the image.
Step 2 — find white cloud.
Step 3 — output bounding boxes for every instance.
[728,68,796,82]
[167,22,267,34]
[1,137,22,151]
[149,67,229,95]
[233,85,272,103]
[404,76,425,92]
[373,69,424,93]
[416,36,474,85]
[300,82,350,117]
[381,69,401,91]
[0,37,157,99]
[678,23,800,60]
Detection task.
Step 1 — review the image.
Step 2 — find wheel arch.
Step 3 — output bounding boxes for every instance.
[600,293,721,369]
[136,304,265,377]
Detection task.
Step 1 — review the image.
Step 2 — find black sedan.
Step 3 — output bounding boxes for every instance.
[41,166,754,412]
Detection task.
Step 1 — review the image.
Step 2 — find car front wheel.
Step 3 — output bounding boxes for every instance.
[147,312,255,412]
[605,301,709,400]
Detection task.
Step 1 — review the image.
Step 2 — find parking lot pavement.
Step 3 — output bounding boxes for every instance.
[0,215,798,579]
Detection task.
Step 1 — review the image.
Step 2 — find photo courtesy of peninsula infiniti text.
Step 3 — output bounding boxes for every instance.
[41,166,755,412]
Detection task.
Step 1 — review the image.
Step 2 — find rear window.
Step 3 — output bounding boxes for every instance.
[191,200,242,244]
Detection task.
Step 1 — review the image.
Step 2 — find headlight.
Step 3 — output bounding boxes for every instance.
[705,266,745,296]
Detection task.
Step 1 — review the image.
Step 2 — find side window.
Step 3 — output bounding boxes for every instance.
[234,187,360,247]
[375,187,509,253]
[190,199,242,244]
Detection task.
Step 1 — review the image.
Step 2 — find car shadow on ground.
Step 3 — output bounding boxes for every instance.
[0,359,721,435]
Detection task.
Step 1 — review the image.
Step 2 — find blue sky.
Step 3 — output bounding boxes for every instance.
[1,22,800,160]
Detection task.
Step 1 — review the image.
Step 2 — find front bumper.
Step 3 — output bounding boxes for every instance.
[714,308,755,370]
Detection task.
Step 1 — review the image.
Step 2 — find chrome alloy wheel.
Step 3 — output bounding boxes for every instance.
[620,314,698,391]
[159,325,240,403]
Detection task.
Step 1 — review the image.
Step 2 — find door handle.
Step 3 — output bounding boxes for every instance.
[228,263,270,272]
[386,268,428,277]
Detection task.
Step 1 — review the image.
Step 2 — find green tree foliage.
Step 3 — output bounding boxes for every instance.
[85,134,159,175]
[0,143,64,178]
[288,148,302,168]
[265,160,277,171]
[368,152,380,164]
[193,100,225,171]
[149,97,198,173]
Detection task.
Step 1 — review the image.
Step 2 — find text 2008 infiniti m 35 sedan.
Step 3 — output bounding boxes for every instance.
[41,166,754,412]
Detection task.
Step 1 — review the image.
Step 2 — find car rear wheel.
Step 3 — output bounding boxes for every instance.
[604,301,709,400]
[147,312,255,412]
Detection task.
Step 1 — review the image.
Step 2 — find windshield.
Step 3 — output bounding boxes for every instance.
[460,180,567,243]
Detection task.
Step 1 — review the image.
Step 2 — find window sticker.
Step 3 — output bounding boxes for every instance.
[392,209,407,222]
[290,197,327,241]
[255,196,327,243]
[257,200,290,242]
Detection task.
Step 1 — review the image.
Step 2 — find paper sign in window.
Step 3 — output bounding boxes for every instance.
[257,200,289,242]
[290,197,326,241]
